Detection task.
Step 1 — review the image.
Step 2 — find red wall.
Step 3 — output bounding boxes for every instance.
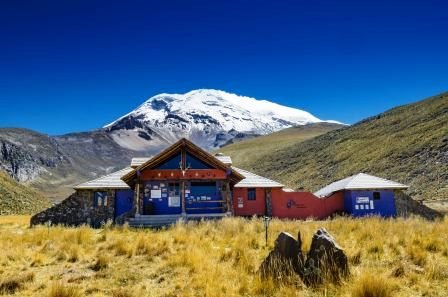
[232,187,344,219]
[233,187,267,216]
[272,190,344,219]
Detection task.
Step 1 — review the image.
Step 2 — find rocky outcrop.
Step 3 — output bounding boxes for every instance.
[259,232,305,280]
[30,190,115,227]
[395,191,443,220]
[303,228,349,285]
[260,228,349,286]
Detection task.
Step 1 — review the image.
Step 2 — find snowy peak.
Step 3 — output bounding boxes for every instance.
[104,89,340,150]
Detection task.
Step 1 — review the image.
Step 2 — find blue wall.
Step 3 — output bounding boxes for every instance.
[344,190,396,217]
[115,189,134,218]
[143,181,182,215]
[186,181,223,214]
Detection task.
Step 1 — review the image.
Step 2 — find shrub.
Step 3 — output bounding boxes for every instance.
[47,282,81,297]
[351,273,394,297]
[0,272,34,294]
[90,255,109,271]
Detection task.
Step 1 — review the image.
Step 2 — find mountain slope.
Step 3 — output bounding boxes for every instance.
[0,170,50,215]
[0,128,138,200]
[105,89,340,150]
[226,92,448,200]
[218,122,344,169]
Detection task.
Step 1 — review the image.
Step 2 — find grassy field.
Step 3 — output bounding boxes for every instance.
[0,216,447,297]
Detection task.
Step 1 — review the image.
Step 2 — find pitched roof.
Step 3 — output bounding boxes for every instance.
[314,173,409,198]
[121,138,244,184]
[74,167,133,190]
[233,167,284,188]
[131,157,151,167]
[214,155,232,165]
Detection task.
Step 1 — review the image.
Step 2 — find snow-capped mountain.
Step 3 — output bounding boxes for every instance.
[104,89,339,150]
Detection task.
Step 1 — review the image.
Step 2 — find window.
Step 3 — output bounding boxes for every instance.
[94,192,108,207]
[373,192,381,200]
[247,188,256,201]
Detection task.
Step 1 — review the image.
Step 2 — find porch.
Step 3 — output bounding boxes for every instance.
[127,213,228,228]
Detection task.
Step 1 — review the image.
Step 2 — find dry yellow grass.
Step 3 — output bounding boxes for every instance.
[0,215,447,296]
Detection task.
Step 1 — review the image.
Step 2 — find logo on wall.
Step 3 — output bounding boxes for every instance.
[286,200,306,209]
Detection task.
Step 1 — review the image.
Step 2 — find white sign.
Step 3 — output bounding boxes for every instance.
[370,200,374,209]
[238,197,243,208]
[151,189,162,198]
[356,197,370,204]
[168,196,180,207]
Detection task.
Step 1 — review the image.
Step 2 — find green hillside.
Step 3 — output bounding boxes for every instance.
[222,92,448,200]
[0,171,50,215]
[218,122,343,169]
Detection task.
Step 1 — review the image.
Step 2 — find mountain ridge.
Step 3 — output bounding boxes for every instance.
[103,89,341,150]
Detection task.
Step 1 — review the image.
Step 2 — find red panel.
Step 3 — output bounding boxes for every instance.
[232,188,266,216]
[271,190,344,219]
[140,169,227,180]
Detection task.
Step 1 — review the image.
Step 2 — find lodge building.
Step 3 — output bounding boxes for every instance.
[30,138,408,227]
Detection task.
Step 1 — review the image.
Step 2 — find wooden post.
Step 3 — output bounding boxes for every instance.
[181,181,186,215]
[135,182,140,216]
[226,181,233,216]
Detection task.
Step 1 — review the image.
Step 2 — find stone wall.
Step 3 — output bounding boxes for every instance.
[30,189,116,227]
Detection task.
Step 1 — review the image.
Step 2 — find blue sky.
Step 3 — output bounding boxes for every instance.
[1,0,447,135]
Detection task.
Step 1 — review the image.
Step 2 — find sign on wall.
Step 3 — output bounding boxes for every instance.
[356,197,369,204]
[237,197,243,208]
[168,196,181,207]
[151,189,162,199]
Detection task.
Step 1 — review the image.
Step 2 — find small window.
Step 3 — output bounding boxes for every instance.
[373,192,381,200]
[247,188,256,201]
[94,192,108,207]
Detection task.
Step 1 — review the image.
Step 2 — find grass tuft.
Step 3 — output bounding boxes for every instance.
[0,272,34,294]
[47,282,81,297]
[351,273,395,297]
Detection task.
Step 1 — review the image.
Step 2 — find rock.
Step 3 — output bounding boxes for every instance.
[259,232,305,280]
[259,228,349,286]
[303,228,349,285]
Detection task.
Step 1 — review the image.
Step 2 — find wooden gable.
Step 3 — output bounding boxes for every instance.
[121,138,244,185]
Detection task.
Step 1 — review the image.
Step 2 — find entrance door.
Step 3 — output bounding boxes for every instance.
[115,189,134,218]
[186,182,223,214]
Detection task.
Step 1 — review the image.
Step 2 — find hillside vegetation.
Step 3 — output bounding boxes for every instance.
[223,92,448,200]
[219,122,343,169]
[0,171,50,215]
[1,216,447,296]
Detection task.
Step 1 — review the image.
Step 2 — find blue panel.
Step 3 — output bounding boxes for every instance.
[186,152,214,169]
[156,153,182,169]
[186,182,223,214]
[115,190,134,218]
[143,182,182,215]
[346,190,396,217]
[343,191,353,214]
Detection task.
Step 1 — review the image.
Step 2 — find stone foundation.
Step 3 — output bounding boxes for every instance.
[30,189,116,227]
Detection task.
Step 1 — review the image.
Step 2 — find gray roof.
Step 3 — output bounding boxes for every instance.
[233,167,284,188]
[215,155,232,165]
[314,173,408,198]
[74,167,133,190]
[131,157,151,167]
